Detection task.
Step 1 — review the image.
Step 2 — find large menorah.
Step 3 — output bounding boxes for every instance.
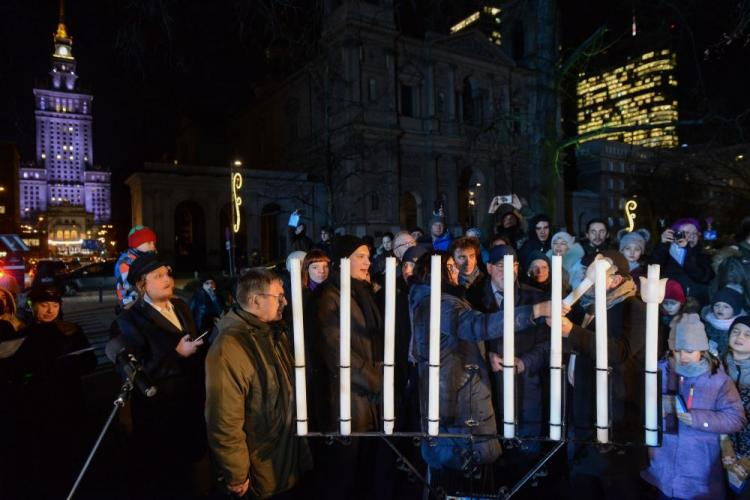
[288,253,667,447]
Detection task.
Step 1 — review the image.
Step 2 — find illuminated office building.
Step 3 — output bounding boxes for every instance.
[450,5,503,46]
[576,49,678,148]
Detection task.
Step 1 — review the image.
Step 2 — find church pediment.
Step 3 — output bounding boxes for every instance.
[433,29,516,67]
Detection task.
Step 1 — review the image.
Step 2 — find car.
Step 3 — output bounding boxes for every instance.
[30,259,69,290]
[60,260,116,295]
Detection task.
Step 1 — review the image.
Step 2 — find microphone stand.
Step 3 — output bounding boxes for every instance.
[66,381,134,500]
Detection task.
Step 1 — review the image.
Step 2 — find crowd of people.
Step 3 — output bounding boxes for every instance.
[6,198,750,499]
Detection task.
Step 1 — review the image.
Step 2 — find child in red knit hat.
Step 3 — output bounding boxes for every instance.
[115,225,158,309]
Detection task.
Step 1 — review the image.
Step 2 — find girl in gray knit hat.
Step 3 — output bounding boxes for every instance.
[642,313,746,499]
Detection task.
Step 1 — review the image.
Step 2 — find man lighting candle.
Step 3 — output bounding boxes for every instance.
[560,250,647,499]
[466,245,551,483]
[409,251,554,479]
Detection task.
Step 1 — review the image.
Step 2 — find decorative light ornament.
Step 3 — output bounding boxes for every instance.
[231,172,243,233]
[625,199,637,232]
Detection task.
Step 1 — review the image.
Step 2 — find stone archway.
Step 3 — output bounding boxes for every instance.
[399,191,418,230]
[260,203,282,263]
[174,200,207,272]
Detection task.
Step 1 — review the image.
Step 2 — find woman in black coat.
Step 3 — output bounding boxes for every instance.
[115,254,207,498]
[7,285,97,498]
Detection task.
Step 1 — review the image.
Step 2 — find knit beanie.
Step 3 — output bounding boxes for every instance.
[331,235,365,262]
[402,245,429,264]
[430,214,445,226]
[730,316,750,334]
[672,313,709,351]
[550,231,575,248]
[664,279,686,304]
[526,250,550,271]
[712,287,745,316]
[128,225,157,249]
[618,229,650,253]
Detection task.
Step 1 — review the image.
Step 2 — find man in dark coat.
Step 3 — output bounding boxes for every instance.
[649,218,714,306]
[115,254,208,498]
[189,275,225,333]
[467,245,551,485]
[306,234,386,499]
[562,250,647,499]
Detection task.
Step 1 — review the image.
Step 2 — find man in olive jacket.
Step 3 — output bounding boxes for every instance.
[205,269,311,498]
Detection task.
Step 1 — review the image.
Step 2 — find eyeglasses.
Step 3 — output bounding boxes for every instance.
[258,292,286,302]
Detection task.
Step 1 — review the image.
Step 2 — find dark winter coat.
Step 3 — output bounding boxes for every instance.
[306,277,384,432]
[288,226,313,253]
[409,283,537,470]
[519,236,552,270]
[649,241,714,305]
[116,297,206,463]
[566,296,648,468]
[467,277,550,441]
[189,287,225,333]
[205,307,312,496]
[641,359,745,499]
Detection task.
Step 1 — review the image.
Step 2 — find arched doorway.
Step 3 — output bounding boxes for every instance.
[260,203,282,263]
[457,167,485,229]
[219,203,248,272]
[174,200,206,272]
[400,192,418,229]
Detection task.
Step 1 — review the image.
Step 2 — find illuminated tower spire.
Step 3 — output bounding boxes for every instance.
[50,0,77,91]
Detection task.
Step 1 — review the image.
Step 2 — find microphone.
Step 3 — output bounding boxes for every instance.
[105,337,158,398]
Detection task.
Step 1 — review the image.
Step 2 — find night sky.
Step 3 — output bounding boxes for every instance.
[1,0,749,234]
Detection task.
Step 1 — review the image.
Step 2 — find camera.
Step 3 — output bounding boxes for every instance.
[674,231,686,240]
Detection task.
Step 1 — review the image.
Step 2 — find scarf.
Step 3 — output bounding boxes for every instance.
[704,310,737,332]
[675,358,710,378]
[460,266,482,288]
[726,354,750,388]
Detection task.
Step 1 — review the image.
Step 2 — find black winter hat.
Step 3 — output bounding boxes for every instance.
[331,235,366,262]
[127,254,169,286]
[729,315,750,333]
[402,245,429,264]
[27,285,62,304]
[713,287,745,315]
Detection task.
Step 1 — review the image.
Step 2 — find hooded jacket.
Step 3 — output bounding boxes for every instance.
[206,307,312,498]
[409,282,536,470]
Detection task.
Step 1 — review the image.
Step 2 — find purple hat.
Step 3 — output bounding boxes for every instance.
[671,218,701,233]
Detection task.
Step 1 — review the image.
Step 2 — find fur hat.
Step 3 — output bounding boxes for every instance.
[27,285,62,304]
[550,231,575,248]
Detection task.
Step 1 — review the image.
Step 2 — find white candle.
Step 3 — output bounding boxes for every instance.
[339,257,352,436]
[428,254,442,436]
[563,277,594,308]
[289,258,308,436]
[594,259,609,443]
[641,264,666,446]
[503,254,515,439]
[383,257,397,435]
[549,255,563,440]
